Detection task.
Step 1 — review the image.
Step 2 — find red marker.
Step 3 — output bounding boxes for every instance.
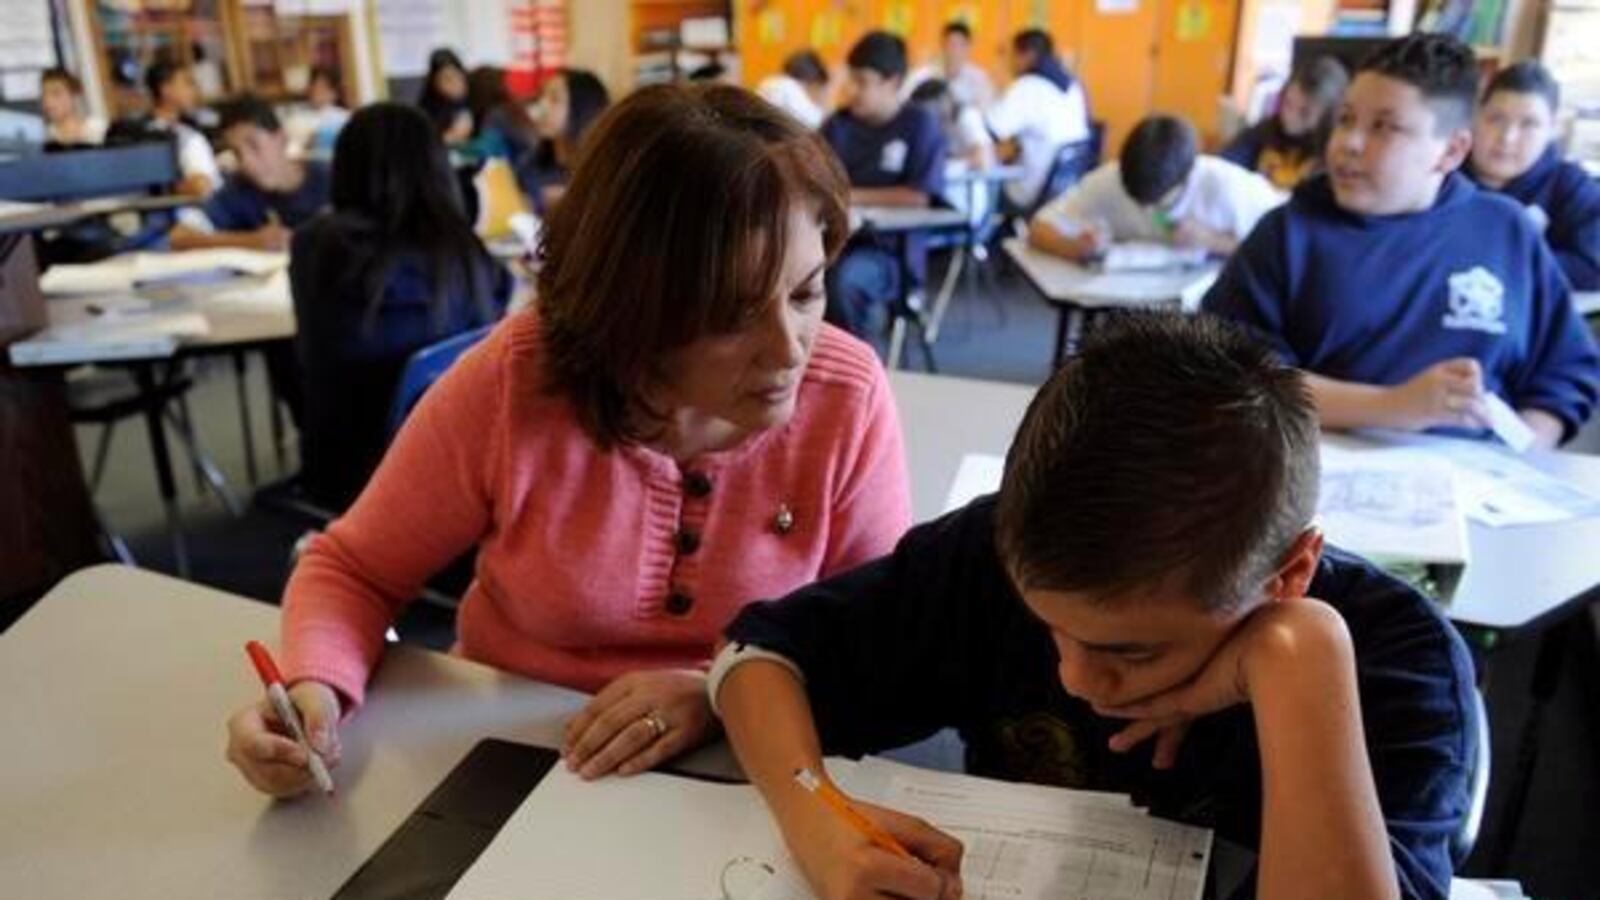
[245,641,334,795]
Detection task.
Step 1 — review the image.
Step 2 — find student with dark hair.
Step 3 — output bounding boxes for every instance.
[285,65,351,156]
[280,101,507,509]
[714,313,1477,900]
[1468,61,1600,291]
[39,67,105,147]
[986,28,1090,211]
[1205,35,1599,449]
[526,68,611,208]
[465,65,541,163]
[417,47,472,144]
[758,49,831,129]
[169,94,331,252]
[124,57,220,195]
[820,31,948,337]
[1030,115,1282,262]
[1223,55,1349,189]
[906,20,994,109]
[224,85,911,798]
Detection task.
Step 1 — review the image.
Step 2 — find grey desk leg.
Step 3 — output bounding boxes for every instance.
[267,360,287,472]
[132,365,189,578]
[926,246,966,344]
[232,351,259,485]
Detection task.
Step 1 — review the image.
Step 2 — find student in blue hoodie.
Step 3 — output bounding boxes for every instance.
[713,314,1477,900]
[1468,61,1600,292]
[1204,35,1599,449]
[820,31,948,338]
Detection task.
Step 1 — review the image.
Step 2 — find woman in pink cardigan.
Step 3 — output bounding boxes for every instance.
[226,83,911,797]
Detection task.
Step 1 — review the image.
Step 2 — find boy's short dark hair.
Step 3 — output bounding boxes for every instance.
[41,66,84,95]
[143,58,185,100]
[1012,28,1054,60]
[908,78,950,106]
[1483,60,1560,112]
[1119,115,1198,205]
[1358,34,1478,133]
[783,50,828,86]
[943,21,972,41]
[995,313,1320,611]
[847,31,909,81]
[216,94,281,135]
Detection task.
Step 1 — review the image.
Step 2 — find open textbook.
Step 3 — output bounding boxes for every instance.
[445,756,1211,900]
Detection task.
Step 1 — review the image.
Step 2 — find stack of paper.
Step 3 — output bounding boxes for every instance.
[39,249,288,295]
[1317,444,1470,568]
[1099,242,1209,272]
[446,755,1212,900]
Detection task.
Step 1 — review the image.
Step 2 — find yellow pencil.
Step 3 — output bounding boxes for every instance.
[793,767,917,863]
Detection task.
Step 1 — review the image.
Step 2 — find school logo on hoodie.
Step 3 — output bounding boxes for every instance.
[1443,267,1508,336]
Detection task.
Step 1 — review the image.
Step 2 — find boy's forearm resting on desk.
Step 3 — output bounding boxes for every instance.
[1027,217,1099,263]
[851,186,932,208]
[716,659,826,821]
[1250,602,1399,900]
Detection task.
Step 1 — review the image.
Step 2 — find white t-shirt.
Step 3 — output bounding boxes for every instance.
[148,116,222,191]
[1035,155,1286,245]
[906,62,995,109]
[757,75,825,130]
[986,73,1091,209]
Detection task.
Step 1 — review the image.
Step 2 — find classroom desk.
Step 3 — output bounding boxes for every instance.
[890,371,1033,522]
[848,204,972,372]
[1003,237,1219,367]
[0,563,739,900]
[0,194,195,236]
[11,270,298,575]
[1575,290,1600,319]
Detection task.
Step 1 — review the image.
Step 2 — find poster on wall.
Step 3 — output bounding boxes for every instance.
[376,0,445,78]
[0,0,56,73]
[1096,0,1139,13]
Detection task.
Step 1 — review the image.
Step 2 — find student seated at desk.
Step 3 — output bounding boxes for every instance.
[1221,56,1348,190]
[820,31,948,336]
[713,314,1477,900]
[283,65,351,158]
[522,68,610,211]
[224,84,911,797]
[288,102,510,509]
[906,20,995,110]
[1467,61,1600,292]
[1029,115,1283,263]
[168,95,331,252]
[417,47,473,145]
[39,67,105,148]
[986,28,1091,213]
[757,50,831,131]
[1204,35,1600,450]
[111,58,221,197]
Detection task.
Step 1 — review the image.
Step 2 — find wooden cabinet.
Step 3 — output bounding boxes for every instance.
[85,0,359,117]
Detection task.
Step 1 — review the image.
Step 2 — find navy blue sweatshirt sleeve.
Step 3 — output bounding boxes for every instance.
[1201,208,1301,365]
[1548,163,1600,291]
[1506,240,1600,437]
[722,499,1004,756]
[903,108,949,201]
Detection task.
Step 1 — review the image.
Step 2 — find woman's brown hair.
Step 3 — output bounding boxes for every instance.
[537,82,851,447]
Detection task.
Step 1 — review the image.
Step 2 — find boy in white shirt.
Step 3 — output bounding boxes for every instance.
[1030,115,1284,263]
[756,50,830,130]
[906,21,994,110]
[140,59,221,196]
[987,28,1091,212]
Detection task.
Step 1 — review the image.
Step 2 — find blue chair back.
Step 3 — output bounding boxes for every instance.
[1029,121,1107,217]
[386,325,495,435]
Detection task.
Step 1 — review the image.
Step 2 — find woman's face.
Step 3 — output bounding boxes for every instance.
[538,76,570,139]
[1472,90,1556,186]
[654,203,829,439]
[434,65,467,101]
[40,79,76,123]
[1277,83,1320,138]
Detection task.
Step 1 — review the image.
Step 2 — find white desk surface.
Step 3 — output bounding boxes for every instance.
[943,162,1026,184]
[0,564,736,900]
[1575,290,1600,318]
[890,371,1600,632]
[1003,237,1219,311]
[851,204,969,234]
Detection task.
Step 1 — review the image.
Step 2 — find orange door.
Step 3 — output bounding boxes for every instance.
[1151,0,1240,146]
[1075,0,1159,154]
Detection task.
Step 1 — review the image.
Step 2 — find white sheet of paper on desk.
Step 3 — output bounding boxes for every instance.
[1100,242,1208,272]
[202,269,292,310]
[1481,394,1536,453]
[944,453,1005,513]
[40,250,289,295]
[868,762,1209,900]
[1425,439,1600,528]
[1318,445,1469,565]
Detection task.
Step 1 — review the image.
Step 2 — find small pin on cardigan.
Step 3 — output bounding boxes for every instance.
[773,504,795,535]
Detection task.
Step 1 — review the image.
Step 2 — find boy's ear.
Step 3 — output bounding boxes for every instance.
[1263,527,1325,604]
[1435,126,1474,175]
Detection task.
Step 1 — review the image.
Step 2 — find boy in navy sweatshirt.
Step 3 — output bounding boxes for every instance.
[820,31,948,338]
[1468,61,1600,292]
[1204,35,1598,449]
[712,314,1476,900]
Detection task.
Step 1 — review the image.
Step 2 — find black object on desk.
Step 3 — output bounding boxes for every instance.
[331,740,562,900]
